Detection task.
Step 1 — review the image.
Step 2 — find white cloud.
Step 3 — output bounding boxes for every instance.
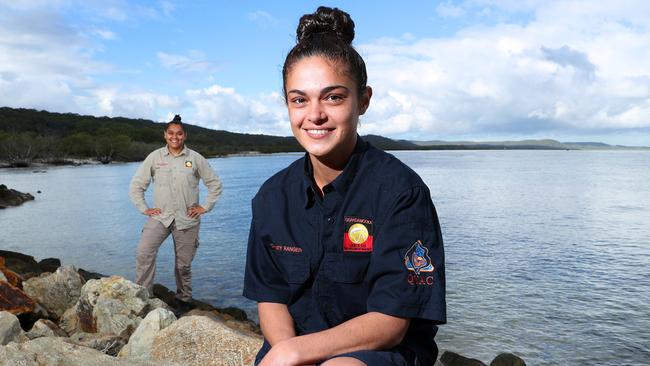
[358,1,650,141]
[185,85,289,135]
[248,10,280,27]
[157,51,221,73]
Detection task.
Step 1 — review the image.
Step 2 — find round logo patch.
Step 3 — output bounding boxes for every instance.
[348,223,369,244]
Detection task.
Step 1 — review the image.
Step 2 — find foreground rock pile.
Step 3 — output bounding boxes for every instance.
[0,250,262,365]
[1,250,527,366]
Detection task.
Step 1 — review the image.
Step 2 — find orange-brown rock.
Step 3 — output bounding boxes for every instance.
[0,257,23,288]
[0,281,35,315]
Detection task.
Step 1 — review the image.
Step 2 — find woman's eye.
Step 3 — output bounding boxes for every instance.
[325,94,344,102]
[292,97,306,105]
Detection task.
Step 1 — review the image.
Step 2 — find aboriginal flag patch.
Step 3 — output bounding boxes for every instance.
[343,216,373,252]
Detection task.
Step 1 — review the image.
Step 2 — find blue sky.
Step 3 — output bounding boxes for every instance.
[1,1,649,145]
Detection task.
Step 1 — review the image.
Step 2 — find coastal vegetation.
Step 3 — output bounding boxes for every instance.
[1,106,642,167]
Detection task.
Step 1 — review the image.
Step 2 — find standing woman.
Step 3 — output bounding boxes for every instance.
[244,6,445,366]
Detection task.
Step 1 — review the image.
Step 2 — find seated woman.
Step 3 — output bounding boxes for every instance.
[243,6,446,366]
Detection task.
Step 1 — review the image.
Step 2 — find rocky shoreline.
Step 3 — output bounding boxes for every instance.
[0,250,527,366]
[0,185,35,209]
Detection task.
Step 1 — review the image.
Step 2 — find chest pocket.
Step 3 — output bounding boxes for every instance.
[324,254,371,284]
[271,251,310,284]
[153,166,172,183]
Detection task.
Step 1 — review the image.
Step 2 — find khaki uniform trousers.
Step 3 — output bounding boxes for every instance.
[135,218,199,302]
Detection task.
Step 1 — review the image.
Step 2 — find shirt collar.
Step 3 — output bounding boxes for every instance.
[302,136,368,208]
[164,145,188,156]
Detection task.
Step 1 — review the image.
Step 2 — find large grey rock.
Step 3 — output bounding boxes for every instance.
[68,276,150,337]
[0,336,161,365]
[119,307,176,358]
[0,311,27,345]
[26,319,67,339]
[490,353,527,366]
[150,315,263,366]
[22,265,84,319]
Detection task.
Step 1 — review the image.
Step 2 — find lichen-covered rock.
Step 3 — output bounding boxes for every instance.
[119,307,176,359]
[490,353,527,366]
[0,336,161,365]
[0,311,27,345]
[22,265,83,320]
[150,315,263,366]
[26,319,67,339]
[68,276,150,337]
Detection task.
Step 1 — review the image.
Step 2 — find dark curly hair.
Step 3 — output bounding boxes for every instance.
[165,114,185,132]
[282,6,367,99]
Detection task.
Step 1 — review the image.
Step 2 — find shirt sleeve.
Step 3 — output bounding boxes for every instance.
[366,185,446,324]
[129,153,154,214]
[196,154,222,212]
[242,196,293,304]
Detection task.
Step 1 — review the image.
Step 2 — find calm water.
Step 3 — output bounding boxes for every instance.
[1,150,649,365]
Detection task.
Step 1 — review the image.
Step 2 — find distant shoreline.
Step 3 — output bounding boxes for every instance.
[1,146,648,169]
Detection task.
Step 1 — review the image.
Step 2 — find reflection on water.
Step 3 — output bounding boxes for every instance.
[2,150,649,365]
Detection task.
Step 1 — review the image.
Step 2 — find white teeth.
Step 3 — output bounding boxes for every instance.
[306,129,329,135]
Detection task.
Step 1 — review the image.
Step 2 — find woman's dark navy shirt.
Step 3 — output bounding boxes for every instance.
[243,138,446,363]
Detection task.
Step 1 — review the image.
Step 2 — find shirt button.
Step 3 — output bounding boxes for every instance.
[327,217,334,224]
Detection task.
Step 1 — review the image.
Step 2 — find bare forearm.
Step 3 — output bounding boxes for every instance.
[258,302,296,346]
[262,312,409,365]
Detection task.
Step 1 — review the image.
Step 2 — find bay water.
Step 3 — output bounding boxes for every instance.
[1,150,649,365]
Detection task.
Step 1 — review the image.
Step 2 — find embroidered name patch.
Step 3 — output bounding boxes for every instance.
[271,244,303,253]
[185,160,193,168]
[343,216,373,252]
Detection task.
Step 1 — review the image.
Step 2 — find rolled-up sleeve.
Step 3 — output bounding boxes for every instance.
[129,154,154,214]
[366,185,446,324]
[197,155,222,212]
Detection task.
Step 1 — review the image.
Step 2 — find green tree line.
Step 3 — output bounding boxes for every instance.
[0,107,302,167]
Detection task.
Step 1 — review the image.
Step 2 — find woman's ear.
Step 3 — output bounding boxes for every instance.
[359,86,372,115]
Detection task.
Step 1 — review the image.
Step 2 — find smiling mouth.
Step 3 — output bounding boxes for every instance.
[305,128,334,136]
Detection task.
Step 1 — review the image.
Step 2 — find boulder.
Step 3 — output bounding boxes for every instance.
[68,331,127,356]
[38,258,61,273]
[0,251,41,277]
[490,353,527,366]
[0,336,160,365]
[0,184,35,209]
[22,265,84,320]
[0,281,35,315]
[69,276,149,337]
[118,307,176,359]
[59,307,79,335]
[0,257,25,287]
[26,319,67,339]
[440,351,487,366]
[150,315,263,366]
[0,272,5,283]
[78,268,106,282]
[0,311,27,345]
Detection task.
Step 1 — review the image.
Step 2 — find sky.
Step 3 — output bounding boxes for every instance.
[1,0,649,146]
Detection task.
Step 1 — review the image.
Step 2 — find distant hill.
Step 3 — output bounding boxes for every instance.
[0,106,646,167]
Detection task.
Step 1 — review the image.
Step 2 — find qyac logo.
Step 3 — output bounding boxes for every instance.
[404,240,434,275]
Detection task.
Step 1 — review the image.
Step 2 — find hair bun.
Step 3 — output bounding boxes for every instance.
[296,6,355,45]
[172,115,182,123]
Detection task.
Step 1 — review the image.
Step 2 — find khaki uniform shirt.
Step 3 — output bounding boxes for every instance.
[129,146,222,230]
